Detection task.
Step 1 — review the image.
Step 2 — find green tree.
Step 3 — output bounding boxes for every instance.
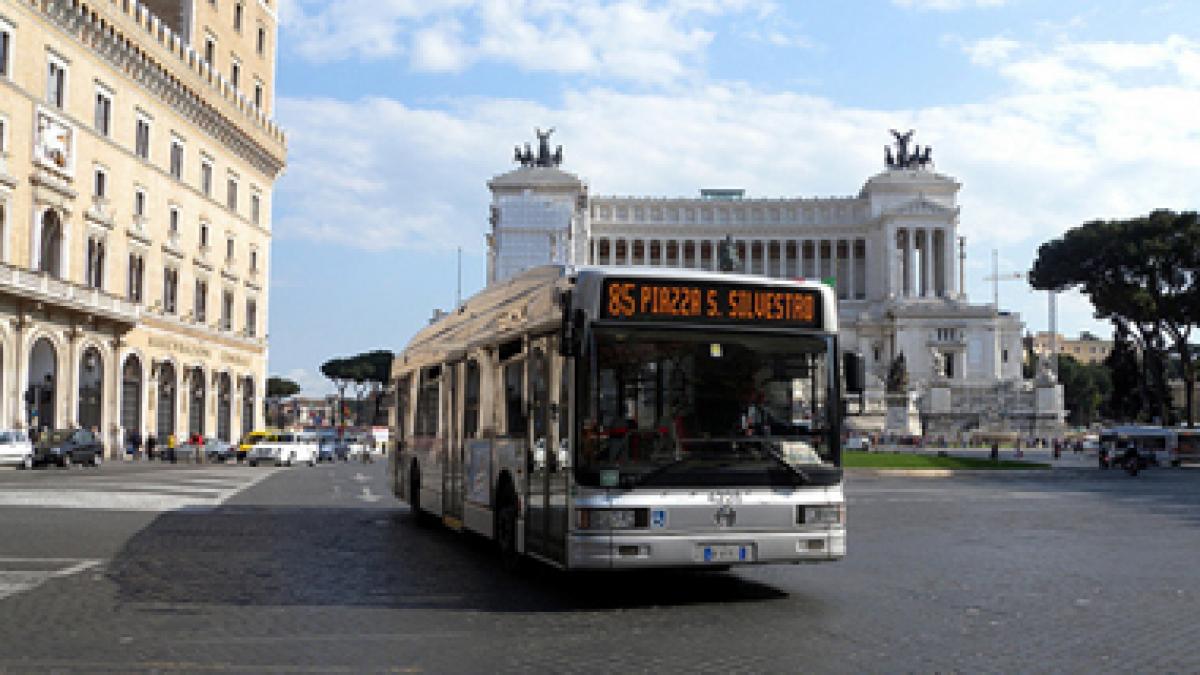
[265,376,301,428]
[1030,210,1200,426]
[1057,355,1111,427]
[320,350,395,430]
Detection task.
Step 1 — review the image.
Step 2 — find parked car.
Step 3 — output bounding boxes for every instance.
[248,432,318,467]
[0,430,34,469]
[317,439,347,463]
[33,429,104,468]
[238,430,281,462]
[201,439,236,463]
[845,435,872,452]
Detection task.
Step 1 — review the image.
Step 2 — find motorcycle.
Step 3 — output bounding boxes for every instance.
[1123,447,1141,477]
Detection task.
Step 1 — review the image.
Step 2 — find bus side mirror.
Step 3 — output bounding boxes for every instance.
[843,353,864,394]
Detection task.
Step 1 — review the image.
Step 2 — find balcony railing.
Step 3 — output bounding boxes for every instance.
[0,262,140,324]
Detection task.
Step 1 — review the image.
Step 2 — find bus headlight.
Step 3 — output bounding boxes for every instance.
[798,504,844,526]
[577,509,646,530]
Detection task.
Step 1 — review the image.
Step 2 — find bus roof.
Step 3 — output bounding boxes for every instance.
[392,264,840,377]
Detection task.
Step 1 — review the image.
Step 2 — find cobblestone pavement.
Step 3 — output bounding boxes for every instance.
[1,461,1199,673]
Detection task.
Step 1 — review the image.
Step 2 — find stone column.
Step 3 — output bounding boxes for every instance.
[66,326,80,427]
[904,229,915,298]
[848,238,857,300]
[943,227,955,297]
[107,336,123,458]
[923,228,934,298]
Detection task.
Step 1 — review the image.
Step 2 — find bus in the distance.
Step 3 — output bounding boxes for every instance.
[390,265,848,570]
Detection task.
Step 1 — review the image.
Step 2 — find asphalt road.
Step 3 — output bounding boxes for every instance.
[1,460,1199,673]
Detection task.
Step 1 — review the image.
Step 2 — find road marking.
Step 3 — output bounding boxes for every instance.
[0,558,101,601]
[359,486,381,503]
[0,467,279,512]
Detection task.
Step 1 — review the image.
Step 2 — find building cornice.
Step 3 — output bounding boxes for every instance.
[28,0,286,179]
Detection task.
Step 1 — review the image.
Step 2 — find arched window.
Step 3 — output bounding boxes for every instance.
[39,210,63,277]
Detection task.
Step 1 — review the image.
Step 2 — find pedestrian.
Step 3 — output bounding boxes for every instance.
[167,433,177,463]
[132,429,143,460]
[146,434,157,460]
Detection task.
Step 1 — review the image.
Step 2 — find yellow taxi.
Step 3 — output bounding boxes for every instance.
[238,430,281,461]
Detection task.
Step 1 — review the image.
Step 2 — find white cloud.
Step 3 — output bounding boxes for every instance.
[273,35,1200,338]
[410,19,471,72]
[283,368,334,397]
[280,0,769,85]
[962,36,1020,66]
[892,0,1007,11]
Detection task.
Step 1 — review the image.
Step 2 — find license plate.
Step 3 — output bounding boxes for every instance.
[697,544,753,563]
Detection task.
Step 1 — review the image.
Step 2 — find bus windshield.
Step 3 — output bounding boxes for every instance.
[577,327,840,488]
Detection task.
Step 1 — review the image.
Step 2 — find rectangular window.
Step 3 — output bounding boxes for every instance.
[250,193,260,224]
[163,268,178,314]
[230,59,240,89]
[200,159,213,196]
[200,223,209,248]
[94,90,111,136]
[249,249,258,272]
[194,279,207,323]
[245,298,257,337]
[85,238,104,289]
[135,117,150,160]
[221,290,234,331]
[47,58,66,108]
[0,26,11,77]
[127,254,144,303]
[170,138,184,179]
[415,367,440,436]
[256,27,266,55]
[227,177,238,211]
[254,82,263,109]
[234,2,244,31]
[93,167,106,199]
[504,360,527,437]
[463,361,480,439]
[169,206,180,233]
[204,37,216,66]
[133,189,146,217]
[226,237,234,261]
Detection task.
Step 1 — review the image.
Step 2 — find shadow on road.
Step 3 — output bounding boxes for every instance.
[106,506,789,613]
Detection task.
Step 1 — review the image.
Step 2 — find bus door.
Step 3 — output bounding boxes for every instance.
[544,344,571,563]
[443,361,464,522]
[525,341,552,557]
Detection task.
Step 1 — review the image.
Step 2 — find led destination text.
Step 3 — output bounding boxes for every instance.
[603,280,820,327]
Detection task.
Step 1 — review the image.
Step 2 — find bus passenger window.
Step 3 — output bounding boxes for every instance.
[463,361,480,439]
[415,367,440,437]
[505,361,527,437]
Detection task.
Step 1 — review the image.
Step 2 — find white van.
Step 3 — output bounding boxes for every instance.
[0,430,33,469]
[247,431,319,467]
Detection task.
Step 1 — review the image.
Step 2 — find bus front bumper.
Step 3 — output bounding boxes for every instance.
[567,529,846,569]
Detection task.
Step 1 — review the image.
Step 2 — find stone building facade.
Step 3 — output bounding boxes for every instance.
[486,130,1060,434]
[0,0,285,447]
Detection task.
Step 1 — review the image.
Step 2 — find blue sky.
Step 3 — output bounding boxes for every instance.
[268,0,1200,394]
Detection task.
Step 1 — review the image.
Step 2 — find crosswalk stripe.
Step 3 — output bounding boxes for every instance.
[0,467,278,512]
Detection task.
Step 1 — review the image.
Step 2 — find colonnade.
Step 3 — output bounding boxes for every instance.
[894,227,956,299]
[589,236,870,301]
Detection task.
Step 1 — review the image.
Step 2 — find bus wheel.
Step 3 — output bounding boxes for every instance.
[496,491,520,571]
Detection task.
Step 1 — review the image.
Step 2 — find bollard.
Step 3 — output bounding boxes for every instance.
[990,442,999,463]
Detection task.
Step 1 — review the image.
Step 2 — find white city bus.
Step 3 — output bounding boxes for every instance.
[390,265,848,569]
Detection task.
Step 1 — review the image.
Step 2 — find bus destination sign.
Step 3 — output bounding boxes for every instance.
[602,278,821,327]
